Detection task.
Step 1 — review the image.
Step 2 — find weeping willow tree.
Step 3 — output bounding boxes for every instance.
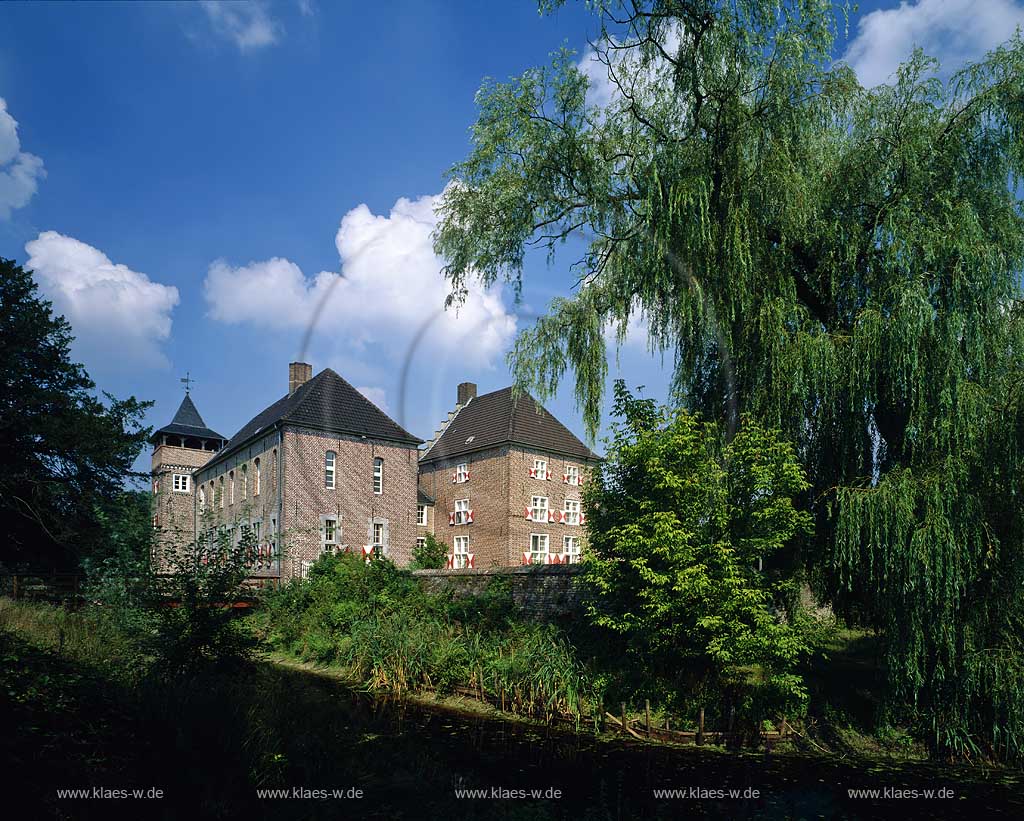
[434,0,1024,760]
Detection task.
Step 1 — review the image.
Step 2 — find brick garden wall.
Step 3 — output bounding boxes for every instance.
[412,564,586,620]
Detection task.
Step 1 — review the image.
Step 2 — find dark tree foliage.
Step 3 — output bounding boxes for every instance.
[0,258,152,570]
[435,1,1024,759]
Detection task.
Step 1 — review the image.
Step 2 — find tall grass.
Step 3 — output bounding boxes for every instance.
[251,553,603,726]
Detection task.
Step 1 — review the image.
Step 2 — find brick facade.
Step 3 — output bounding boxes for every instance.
[280,427,419,573]
[194,430,283,572]
[419,445,593,568]
[150,371,598,575]
[151,442,216,569]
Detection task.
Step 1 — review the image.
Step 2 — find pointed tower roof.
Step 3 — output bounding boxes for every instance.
[150,393,226,444]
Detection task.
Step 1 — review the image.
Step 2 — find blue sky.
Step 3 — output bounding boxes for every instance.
[2,0,1022,468]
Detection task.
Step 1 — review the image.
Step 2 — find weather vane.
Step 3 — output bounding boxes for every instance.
[180,371,194,394]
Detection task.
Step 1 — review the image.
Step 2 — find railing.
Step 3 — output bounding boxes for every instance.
[1,568,282,603]
[0,572,84,602]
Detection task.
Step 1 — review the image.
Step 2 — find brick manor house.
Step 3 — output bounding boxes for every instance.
[150,363,599,577]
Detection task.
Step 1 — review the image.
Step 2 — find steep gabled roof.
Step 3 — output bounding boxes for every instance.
[420,387,598,463]
[203,368,421,470]
[150,394,225,444]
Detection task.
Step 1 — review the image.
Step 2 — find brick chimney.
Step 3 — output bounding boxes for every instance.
[457,381,477,405]
[289,362,312,395]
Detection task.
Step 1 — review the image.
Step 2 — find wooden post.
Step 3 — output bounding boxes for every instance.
[697,707,705,746]
[779,716,787,738]
[665,716,670,731]
[645,699,651,737]
[621,702,628,735]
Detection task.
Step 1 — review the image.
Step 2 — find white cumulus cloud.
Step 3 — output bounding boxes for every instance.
[25,231,179,370]
[356,386,389,414]
[199,0,281,51]
[0,98,45,220]
[842,0,1024,88]
[203,190,516,367]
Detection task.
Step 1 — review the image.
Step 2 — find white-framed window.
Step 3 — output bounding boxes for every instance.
[455,463,469,483]
[152,477,159,495]
[416,536,426,551]
[372,521,385,554]
[172,473,190,493]
[321,516,339,552]
[531,458,548,480]
[240,464,248,499]
[416,504,427,526]
[563,499,581,526]
[325,451,336,489]
[530,496,548,522]
[530,533,549,564]
[453,535,470,568]
[564,465,580,486]
[454,498,471,525]
[254,458,261,495]
[563,535,581,563]
[229,471,235,504]
[373,457,383,494]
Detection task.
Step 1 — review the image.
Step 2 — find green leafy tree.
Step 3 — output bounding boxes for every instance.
[145,520,260,677]
[584,381,813,711]
[435,1,1024,758]
[411,532,449,570]
[0,258,152,570]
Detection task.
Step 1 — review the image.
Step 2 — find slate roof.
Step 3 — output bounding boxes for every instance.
[150,394,225,444]
[417,487,435,505]
[203,368,421,470]
[420,387,598,464]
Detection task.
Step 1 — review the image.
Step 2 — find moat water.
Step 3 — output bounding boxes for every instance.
[248,662,1022,820]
